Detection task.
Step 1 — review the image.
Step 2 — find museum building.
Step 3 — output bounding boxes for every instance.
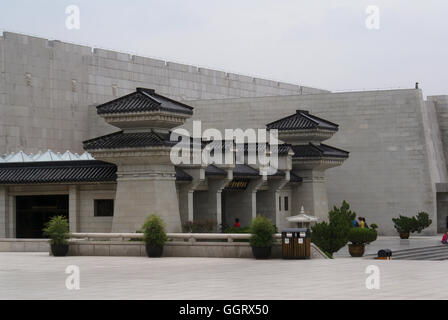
[0,88,348,237]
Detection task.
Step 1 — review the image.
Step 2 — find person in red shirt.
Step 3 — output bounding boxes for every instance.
[234,218,240,228]
[442,232,447,244]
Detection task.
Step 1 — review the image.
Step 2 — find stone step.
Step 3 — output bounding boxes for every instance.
[364,245,448,260]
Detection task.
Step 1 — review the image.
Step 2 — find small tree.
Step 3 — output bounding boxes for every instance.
[392,212,432,235]
[311,200,355,256]
[249,216,276,248]
[415,212,432,233]
[348,228,377,245]
[43,216,70,245]
[392,215,416,233]
[142,214,167,247]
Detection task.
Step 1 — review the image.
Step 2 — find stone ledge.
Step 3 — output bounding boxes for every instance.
[0,238,328,259]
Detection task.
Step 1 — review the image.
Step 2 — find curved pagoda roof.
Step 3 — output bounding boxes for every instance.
[96,87,193,116]
[266,110,339,131]
[291,143,349,159]
[83,130,176,150]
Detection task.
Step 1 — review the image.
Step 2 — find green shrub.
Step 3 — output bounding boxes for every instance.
[223,226,251,234]
[348,228,377,245]
[142,214,167,247]
[182,219,216,233]
[370,223,379,230]
[415,212,432,233]
[311,200,355,255]
[43,216,69,245]
[249,216,276,247]
[392,212,432,234]
[392,215,416,233]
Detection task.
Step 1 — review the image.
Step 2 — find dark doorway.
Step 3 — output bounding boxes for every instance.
[16,195,69,238]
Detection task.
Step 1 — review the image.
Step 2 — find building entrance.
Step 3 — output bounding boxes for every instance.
[16,195,69,238]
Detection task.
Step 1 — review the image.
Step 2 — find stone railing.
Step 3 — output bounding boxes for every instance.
[70,232,283,243]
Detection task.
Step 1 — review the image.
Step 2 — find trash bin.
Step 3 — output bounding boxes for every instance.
[377,249,392,260]
[282,228,311,259]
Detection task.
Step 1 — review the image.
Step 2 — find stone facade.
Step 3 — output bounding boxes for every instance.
[0,31,327,154]
[186,89,448,235]
[1,31,448,235]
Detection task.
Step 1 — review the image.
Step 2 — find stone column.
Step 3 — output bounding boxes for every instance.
[207,169,233,231]
[248,176,267,220]
[0,187,8,238]
[112,164,182,233]
[292,169,328,221]
[69,185,80,233]
[8,195,15,238]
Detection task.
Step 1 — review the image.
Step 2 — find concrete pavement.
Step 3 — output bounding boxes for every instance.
[0,252,447,299]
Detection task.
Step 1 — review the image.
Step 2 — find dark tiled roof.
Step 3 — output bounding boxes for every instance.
[0,160,117,184]
[235,143,292,156]
[289,172,303,182]
[291,143,349,159]
[205,164,227,176]
[175,167,192,181]
[233,164,259,177]
[266,110,339,131]
[96,88,193,115]
[83,131,174,150]
[0,160,195,184]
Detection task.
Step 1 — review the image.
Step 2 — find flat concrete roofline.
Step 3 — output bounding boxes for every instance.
[185,88,423,103]
[0,30,327,93]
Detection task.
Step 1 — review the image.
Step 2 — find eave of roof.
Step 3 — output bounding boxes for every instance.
[0,160,117,184]
[96,88,193,116]
[266,110,339,131]
[83,130,175,150]
[291,143,349,159]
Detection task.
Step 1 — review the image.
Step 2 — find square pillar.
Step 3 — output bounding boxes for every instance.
[188,190,194,222]
[292,169,329,221]
[69,185,80,233]
[0,187,8,238]
[8,195,15,238]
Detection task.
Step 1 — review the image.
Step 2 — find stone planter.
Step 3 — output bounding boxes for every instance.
[50,243,69,257]
[251,246,271,259]
[348,244,365,257]
[399,232,410,239]
[145,244,164,257]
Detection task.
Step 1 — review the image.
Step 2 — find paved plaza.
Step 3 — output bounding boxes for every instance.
[0,252,447,300]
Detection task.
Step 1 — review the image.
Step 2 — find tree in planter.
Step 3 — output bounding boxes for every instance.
[347,228,378,257]
[415,212,432,233]
[392,212,432,239]
[249,216,276,259]
[142,214,168,257]
[43,215,70,257]
[311,200,355,257]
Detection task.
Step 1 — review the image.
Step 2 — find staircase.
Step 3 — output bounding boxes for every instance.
[366,245,448,261]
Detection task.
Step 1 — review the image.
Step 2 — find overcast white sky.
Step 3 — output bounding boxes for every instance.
[1,0,447,96]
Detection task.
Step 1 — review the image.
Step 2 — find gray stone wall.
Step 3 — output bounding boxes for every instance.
[0,31,327,155]
[186,89,441,235]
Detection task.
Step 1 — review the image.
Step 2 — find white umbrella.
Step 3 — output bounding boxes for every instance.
[286,213,319,223]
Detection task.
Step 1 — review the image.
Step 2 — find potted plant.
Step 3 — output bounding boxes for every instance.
[43,215,70,257]
[249,216,276,259]
[392,212,432,239]
[142,214,168,257]
[347,227,377,257]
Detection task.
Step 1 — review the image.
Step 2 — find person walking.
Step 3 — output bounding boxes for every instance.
[442,232,448,244]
